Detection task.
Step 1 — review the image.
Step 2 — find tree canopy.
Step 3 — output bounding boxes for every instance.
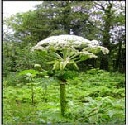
[3,1,125,73]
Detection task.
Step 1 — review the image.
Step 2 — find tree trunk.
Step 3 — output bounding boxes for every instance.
[115,40,122,71]
[100,54,109,71]
[100,2,113,71]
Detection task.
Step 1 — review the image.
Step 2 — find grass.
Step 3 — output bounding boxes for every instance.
[3,69,125,124]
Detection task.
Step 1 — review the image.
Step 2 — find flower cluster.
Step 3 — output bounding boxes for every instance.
[98,46,109,54]
[32,34,109,55]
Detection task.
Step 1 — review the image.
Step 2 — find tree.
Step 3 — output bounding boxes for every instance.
[111,2,125,72]
[4,1,96,44]
[4,10,51,45]
[90,1,125,71]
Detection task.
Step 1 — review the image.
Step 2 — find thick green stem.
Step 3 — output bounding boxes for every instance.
[60,82,66,116]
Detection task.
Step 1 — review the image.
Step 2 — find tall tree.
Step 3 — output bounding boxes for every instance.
[91,1,125,71]
[4,1,95,44]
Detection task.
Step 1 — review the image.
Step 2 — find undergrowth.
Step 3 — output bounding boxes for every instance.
[3,69,125,124]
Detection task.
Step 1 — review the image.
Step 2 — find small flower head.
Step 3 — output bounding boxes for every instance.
[34,64,41,68]
[99,46,109,54]
[26,73,32,77]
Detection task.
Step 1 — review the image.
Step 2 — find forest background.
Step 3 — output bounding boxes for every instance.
[3,1,125,74]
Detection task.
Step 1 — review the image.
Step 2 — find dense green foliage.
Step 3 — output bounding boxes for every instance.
[3,1,125,124]
[3,69,125,124]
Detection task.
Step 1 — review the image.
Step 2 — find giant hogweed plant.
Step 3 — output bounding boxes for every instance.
[31,34,109,116]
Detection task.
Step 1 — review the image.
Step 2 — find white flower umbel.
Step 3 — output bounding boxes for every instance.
[32,35,89,50]
[32,34,109,55]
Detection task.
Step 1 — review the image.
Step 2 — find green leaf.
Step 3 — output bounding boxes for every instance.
[18,69,39,77]
[53,61,60,70]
